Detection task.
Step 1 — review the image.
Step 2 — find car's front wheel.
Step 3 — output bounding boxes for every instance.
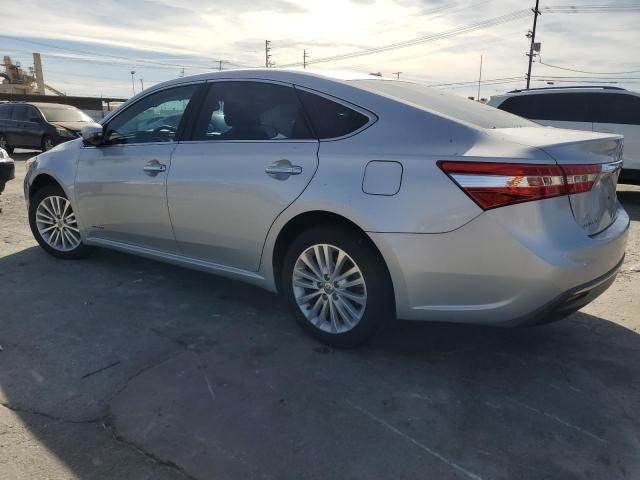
[283,225,394,347]
[41,135,54,152]
[29,184,92,259]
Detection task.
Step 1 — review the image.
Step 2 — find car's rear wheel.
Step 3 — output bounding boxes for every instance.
[41,135,54,152]
[29,184,92,259]
[282,225,393,347]
[0,134,14,154]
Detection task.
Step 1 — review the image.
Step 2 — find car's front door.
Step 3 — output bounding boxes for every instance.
[75,83,200,251]
[167,80,319,271]
[9,105,29,147]
[23,105,45,148]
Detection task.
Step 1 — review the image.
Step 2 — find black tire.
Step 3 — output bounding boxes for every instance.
[41,135,54,152]
[29,184,93,259]
[282,224,394,348]
[0,134,14,154]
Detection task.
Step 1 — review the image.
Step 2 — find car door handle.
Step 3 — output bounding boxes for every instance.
[143,160,167,176]
[265,165,302,175]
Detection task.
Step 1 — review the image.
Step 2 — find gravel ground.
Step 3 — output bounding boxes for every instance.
[1,150,639,480]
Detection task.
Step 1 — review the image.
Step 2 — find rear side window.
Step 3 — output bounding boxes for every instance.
[0,105,12,119]
[499,93,593,122]
[191,81,313,141]
[592,93,640,125]
[296,89,369,139]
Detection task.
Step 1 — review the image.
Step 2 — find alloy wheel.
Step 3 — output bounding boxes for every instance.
[35,195,81,252]
[292,243,367,334]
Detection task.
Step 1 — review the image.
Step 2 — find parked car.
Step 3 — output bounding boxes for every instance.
[0,102,93,153]
[488,86,640,184]
[23,70,629,346]
[0,147,14,195]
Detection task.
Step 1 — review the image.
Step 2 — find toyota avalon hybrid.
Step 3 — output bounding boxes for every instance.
[23,70,629,346]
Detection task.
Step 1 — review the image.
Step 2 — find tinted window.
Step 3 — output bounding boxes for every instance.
[191,81,313,141]
[104,84,197,145]
[499,93,593,122]
[592,93,640,125]
[0,105,12,120]
[11,105,28,121]
[25,106,41,122]
[296,89,369,139]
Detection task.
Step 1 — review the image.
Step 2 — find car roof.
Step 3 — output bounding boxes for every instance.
[0,102,80,109]
[506,86,627,94]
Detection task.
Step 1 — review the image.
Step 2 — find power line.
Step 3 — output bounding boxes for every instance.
[0,34,234,71]
[538,57,640,75]
[278,9,532,68]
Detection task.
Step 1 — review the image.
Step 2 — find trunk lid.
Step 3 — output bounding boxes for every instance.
[492,126,623,235]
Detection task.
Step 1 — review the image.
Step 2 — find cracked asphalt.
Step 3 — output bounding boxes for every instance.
[1,150,640,480]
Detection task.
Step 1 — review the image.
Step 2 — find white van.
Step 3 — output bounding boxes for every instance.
[488,86,640,184]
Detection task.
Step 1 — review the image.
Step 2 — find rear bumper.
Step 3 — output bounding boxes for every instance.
[369,196,629,325]
[504,254,623,327]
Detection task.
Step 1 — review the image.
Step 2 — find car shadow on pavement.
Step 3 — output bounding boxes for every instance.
[1,245,639,479]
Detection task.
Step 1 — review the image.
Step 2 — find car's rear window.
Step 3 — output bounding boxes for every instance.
[350,79,538,129]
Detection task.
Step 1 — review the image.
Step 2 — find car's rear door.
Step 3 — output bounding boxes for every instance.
[592,92,640,171]
[167,80,319,272]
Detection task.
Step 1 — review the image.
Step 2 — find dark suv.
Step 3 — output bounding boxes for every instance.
[0,102,94,153]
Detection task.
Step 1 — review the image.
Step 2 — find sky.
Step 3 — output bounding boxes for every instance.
[1,0,639,100]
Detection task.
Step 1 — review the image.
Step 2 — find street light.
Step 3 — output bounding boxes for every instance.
[130,70,136,96]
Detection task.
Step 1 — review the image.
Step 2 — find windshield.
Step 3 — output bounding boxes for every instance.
[38,105,93,123]
[350,79,539,129]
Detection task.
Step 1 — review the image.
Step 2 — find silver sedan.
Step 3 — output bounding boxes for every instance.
[24,70,629,346]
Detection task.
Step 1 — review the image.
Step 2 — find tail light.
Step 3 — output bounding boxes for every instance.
[437,161,600,210]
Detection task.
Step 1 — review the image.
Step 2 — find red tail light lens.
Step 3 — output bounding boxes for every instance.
[437,161,600,210]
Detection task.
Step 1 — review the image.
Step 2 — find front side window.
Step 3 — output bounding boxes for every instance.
[296,89,369,139]
[104,84,197,145]
[25,106,41,122]
[191,81,313,141]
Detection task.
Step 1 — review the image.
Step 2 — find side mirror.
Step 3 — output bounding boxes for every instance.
[81,123,104,146]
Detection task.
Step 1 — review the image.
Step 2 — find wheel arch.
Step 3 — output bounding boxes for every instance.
[270,210,395,304]
[29,173,63,200]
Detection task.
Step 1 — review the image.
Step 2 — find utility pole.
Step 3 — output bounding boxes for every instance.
[130,70,136,95]
[526,0,541,89]
[392,71,402,80]
[218,59,224,71]
[303,49,309,69]
[477,55,483,102]
[180,68,185,78]
[265,40,272,67]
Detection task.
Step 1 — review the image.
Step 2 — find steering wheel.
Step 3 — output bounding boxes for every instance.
[152,125,177,140]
